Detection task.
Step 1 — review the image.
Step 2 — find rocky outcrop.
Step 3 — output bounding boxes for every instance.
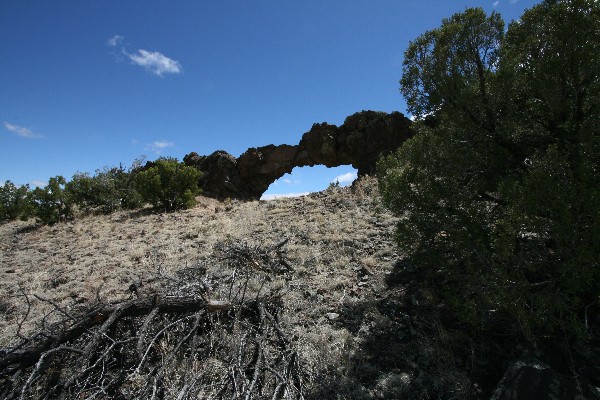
[184,110,413,199]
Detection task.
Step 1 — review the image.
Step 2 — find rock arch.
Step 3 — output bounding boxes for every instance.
[183,110,413,200]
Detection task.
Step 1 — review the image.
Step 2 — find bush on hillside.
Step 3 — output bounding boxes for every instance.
[29,176,74,225]
[67,165,143,215]
[0,180,32,223]
[135,157,202,212]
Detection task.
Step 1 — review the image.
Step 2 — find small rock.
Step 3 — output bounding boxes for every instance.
[326,312,340,321]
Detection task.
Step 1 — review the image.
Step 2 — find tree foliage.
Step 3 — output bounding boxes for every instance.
[499,0,600,151]
[29,176,74,225]
[0,180,31,223]
[401,7,504,132]
[67,164,143,215]
[0,156,202,225]
[380,0,599,339]
[135,157,202,212]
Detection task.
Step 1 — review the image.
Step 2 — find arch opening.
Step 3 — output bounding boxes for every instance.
[261,165,357,200]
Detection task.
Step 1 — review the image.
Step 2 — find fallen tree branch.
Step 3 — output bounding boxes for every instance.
[1,239,308,399]
[0,295,209,374]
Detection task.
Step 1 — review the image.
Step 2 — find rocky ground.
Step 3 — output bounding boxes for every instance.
[1,177,598,399]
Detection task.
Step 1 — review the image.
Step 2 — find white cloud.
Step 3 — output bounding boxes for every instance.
[146,140,174,154]
[108,35,182,77]
[331,171,357,185]
[493,1,500,8]
[4,122,44,139]
[107,34,123,47]
[126,49,182,76]
[261,192,310,201]
[282,178,301,185]
[31,179,46,187]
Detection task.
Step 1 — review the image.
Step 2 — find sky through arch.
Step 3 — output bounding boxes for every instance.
[261,165,357,200]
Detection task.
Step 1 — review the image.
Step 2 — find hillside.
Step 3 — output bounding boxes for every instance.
[0,177,446,399]
[1,177,599,399]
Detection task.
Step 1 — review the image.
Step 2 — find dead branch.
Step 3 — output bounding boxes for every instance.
[0,295,208,374]
[1,239,309,399]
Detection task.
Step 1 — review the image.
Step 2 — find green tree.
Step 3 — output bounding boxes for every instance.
[499,0,600,153]
[135,157,202,212]
[494,145,600,337]
[380,0,600,339]
[110,163,144,211]
[66,172,96,214]
[30,176,74,225]
[0,180,32,222]
[67,165,143,215]
[401,7,504,133]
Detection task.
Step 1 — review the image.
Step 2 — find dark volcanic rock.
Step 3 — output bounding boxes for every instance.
[184,110,413,199]
[183,151,241,198]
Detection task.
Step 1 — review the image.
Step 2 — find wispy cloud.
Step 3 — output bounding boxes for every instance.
[108,35,182,77]
[146,140,174,154]
[261,192,310,201]
[4,122,44,139]
[282,178,301,185]
[31,179,46,187]
[107,34,123,47]
[125,49,182,76]
[331,171,357,185]
[493,1,500,8]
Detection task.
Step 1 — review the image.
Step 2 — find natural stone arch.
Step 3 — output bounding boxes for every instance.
[183,111,413,200]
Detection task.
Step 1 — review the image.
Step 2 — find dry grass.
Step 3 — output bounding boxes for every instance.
[0,177,480,398]
[0,177,395,342]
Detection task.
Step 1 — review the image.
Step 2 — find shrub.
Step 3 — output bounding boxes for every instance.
[0,180,32,222]
[135,157,202,212]
[66,165,143,215]
[65,172,96,214]
[29,176,74,225]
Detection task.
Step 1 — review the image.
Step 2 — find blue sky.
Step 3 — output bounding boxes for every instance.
[1,0,538,197]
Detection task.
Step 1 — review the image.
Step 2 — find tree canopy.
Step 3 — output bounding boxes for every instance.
[379,0,599,340]
[401,7,503,133]
[135,157,202,212]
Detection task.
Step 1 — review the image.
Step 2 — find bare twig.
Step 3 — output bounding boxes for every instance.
[137,306,159,360]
